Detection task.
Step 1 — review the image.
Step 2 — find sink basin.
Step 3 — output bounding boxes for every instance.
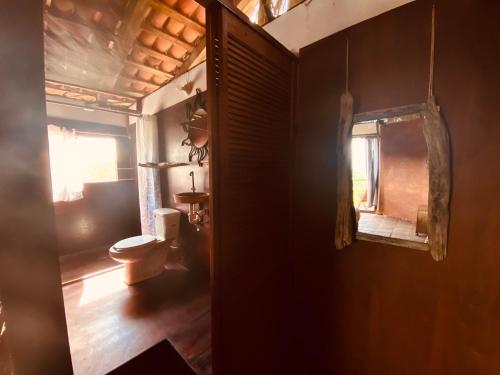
[174,192,209,204]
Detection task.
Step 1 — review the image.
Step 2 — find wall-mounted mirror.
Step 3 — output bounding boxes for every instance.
[352,107,429,251]
[181,89,208,166]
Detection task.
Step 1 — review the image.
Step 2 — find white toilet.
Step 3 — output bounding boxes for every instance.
[109,208,181,285]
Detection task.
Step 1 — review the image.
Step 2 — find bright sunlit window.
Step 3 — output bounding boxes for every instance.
[47,125,118,202]
[76,136,118,183]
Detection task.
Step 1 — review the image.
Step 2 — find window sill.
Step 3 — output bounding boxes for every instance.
[356,231,429,252]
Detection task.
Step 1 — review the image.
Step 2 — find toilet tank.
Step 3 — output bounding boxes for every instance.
[154,208,181,241]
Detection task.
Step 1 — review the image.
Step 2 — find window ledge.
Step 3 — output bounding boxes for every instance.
[356,231,429,252]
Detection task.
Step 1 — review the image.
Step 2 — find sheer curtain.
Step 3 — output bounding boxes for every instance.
[47,124,84,202]
[366,137,379,209]
[136,115,162,235]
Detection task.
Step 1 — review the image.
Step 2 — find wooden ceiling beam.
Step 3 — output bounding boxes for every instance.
[125,59,174,79]
[148,0,205,35]
[45,79,138,101]
[134,43,184,68]
[141,22,195,52]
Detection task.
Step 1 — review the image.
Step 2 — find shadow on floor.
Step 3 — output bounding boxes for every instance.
[109,340,196,375]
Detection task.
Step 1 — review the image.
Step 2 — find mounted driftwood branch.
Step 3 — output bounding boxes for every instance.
[421,97,451,261]
[334,92,355,249]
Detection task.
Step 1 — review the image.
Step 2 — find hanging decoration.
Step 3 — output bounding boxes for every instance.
[181,89,209,166]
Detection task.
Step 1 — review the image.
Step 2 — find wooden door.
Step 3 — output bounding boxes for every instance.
[206,3,297,374]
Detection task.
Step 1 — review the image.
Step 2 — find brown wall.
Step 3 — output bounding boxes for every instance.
[294,1,500,374]
[48,119,141,256]
[53,181,141,255]
[0,1,72,372]
[157,95,210,274]
[379,119,429,221]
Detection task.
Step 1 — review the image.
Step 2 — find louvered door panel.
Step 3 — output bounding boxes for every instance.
[207,3,296,374]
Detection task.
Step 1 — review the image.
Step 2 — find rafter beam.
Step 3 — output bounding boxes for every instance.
[141,22,195,52]
[45,79,138,101]
[134,43,184,68]
[125,59,174,79]
[148,0,205,35]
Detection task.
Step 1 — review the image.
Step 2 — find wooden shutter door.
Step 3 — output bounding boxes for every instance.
[206,3,297,374]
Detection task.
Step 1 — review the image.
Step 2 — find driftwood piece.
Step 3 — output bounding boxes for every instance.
[335,92,355,249]
[421,97,451,261]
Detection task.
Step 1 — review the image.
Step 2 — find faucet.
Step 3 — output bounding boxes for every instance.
[189,171,195,192]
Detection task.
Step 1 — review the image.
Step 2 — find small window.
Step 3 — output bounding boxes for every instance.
[352,117,429,250]
[47,125,118,202]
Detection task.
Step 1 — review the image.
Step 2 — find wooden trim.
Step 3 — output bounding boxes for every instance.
[148,0,206,35]
[206,4,222,374]
[142,22,195,52]
[134,43,185,67]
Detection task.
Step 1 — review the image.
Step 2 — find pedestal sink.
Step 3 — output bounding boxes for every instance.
[174,192,209,228]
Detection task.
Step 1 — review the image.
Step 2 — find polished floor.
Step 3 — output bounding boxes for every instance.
[358,212,427,243]
[61,254,211,375]
[59,246,121,285]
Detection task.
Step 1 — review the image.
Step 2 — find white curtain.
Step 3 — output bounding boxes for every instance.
[136,115,162,235]
[47,125,84,202]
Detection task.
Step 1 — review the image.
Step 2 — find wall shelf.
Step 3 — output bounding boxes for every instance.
[138,162,189,169]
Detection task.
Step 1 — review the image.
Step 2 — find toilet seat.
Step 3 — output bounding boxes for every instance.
[109,208,180,285]
[109,235,158,264]
[113,235,157,252]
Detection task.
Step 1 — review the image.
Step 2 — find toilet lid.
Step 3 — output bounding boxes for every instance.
[113,235,156,251]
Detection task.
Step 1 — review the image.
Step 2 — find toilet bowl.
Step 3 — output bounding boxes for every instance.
[109,208,181,285]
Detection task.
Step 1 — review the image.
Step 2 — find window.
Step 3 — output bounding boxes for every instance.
[76,136,118,183]
[48,125,118,202]
[351,116,430,250]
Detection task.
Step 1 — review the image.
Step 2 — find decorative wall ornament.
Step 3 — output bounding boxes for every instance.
[181,89,208,166]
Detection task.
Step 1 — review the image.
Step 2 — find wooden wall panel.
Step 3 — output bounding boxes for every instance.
[207,4,296,374]
[0,1,73,373]
[294,0,500,373]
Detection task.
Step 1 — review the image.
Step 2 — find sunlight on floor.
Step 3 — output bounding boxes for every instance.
[78,268,127,307]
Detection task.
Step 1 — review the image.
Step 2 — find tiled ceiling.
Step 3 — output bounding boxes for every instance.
[43,0,206,108]
[43,0,304,110]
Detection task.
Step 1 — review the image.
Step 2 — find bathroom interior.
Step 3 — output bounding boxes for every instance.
[41,0,303,373]
[1,0,499,374]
